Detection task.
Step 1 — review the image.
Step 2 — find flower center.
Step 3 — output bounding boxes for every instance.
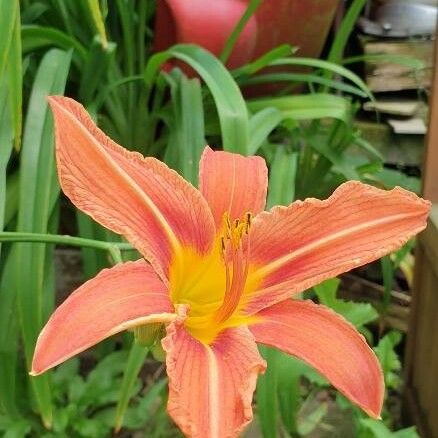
[169,213,257,344]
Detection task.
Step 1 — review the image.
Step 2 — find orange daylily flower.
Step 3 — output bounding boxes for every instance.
[32,96,430,438]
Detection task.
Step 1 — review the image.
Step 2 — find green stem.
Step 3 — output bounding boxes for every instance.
[0,232,132,264]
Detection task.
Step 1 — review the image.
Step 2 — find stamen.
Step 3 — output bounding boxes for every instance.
[214,213,252,323]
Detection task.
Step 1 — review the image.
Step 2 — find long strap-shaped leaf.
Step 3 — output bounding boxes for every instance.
[164,71,205,185]
[248,94,352,125]
[114,341,149,432]
[144,44,250,155]
[0,1,21,418]
[15,49,72,428]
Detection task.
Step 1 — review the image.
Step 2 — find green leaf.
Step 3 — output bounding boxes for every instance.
[373,331,402,390]
[368,168,421,194]
[248,107,283,155]
[0,0,18,81]
[267,146,297,208]
[3,419,31,438]
[276,353,309,435]
[78,37,116,106]
[353,136,384,161]
[0,251,20,418]
[85,0,108,48]
[360,418,420,438]
[344,54,424,71]
[220,0,262,64]
[3,172,19,228]
[256,346,280,438]
[242,72,369,99]
[232,44,295,77]
[268,57,373,101]
[21,25,87,63]
[164,71,206,185]
[314,278,379,329]
[0,72,15,253]
[305,132,361,181]
[248,94,352,124]
[15,48,72,428]
[145,44,250,154]
[7,4,22,152]
[326,0,366,66]
[380,255,393,311]
[114,340,148,432]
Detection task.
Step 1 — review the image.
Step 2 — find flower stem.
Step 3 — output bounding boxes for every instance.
[0,232,133,264]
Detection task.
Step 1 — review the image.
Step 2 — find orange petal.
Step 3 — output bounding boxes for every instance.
[199,146,267,227]
[31,260,174,375]
[49,96,215,280]
[250,299,384,418]
[245,181,430,313]
[162,322,266,438]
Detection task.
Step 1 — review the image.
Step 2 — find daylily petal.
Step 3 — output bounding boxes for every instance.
[49,96,215,280]
[162,321,266,438]
[250,299,384,418]
[245,181,430,313]
[31,260,173,375]
[199,146,267,227]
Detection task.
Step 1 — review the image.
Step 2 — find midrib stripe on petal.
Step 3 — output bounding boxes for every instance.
[55,102,181,254]
[206,346,220,438]
[255,212,421,278]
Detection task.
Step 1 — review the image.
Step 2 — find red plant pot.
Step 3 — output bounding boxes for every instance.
[153,0,340,68]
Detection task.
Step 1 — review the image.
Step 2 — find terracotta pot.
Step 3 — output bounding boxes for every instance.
[153,0,340,68]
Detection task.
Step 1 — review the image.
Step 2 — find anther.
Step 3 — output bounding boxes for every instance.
[220,237,226,252]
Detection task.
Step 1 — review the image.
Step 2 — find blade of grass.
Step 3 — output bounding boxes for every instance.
[219,0,262,65]
[15,49,72,428]
[145,44,249,154]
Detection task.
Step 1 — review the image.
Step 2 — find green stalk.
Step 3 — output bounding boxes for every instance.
[0,232,132,264]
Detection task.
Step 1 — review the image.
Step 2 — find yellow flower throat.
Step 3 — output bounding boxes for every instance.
[169,213,259,344]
